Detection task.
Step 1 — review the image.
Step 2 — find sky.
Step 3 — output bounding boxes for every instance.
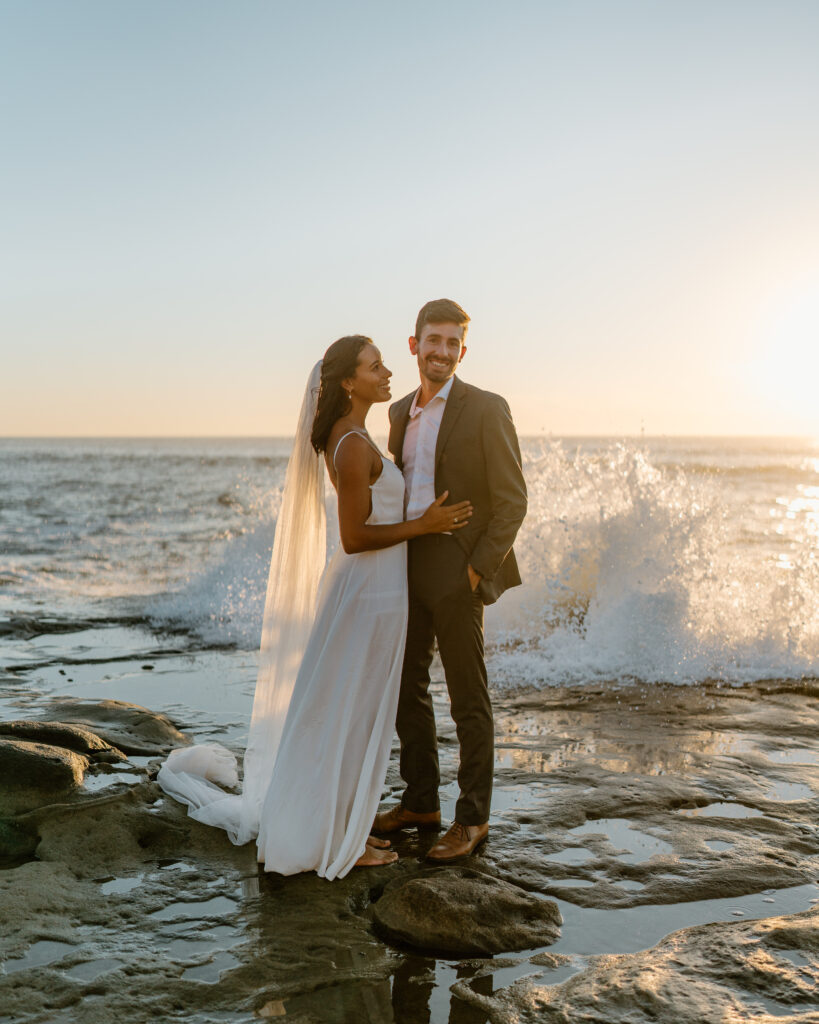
[2,0,819,438]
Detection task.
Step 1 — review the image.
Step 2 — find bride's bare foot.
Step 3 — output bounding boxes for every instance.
[366,835,391,850]
[355,844,398,867]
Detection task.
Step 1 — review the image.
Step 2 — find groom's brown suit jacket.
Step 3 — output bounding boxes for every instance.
[388,375,527,605]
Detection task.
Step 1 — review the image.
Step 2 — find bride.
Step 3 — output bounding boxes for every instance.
[158,335,471,878]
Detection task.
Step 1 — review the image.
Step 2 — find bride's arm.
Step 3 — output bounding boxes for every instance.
[335,435,472,554]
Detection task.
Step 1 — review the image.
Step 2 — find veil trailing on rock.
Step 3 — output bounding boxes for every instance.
[156,360,326,845]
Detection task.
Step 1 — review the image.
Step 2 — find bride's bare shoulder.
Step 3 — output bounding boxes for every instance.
[325,422,375,476]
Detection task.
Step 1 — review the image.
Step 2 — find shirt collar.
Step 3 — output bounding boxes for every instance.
[408,375,455,418]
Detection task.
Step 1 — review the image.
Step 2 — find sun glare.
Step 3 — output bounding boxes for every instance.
[746,282,819,432]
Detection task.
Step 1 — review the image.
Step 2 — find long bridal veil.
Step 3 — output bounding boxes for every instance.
[157,361,326,845]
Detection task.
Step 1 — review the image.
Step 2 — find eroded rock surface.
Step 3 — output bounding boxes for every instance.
[1,677,818,1024]
[0,779,396,1024]
[373,865,562,955]
[481,681,819,913]
[452,906,819,1024]
[0,708,156,839]
[39,698,190,755]
[0,721,127,763]
[0,739,88,814]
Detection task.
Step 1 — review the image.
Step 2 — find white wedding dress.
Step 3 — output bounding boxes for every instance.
[158,415,408,880]
[256,430,407,877]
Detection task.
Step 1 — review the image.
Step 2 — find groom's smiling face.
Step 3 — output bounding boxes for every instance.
[410,321,467,385]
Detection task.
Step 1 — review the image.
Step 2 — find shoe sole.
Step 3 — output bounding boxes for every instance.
[373,819,442,834]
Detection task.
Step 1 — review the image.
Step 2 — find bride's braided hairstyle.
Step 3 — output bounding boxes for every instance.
[310,334,371,453]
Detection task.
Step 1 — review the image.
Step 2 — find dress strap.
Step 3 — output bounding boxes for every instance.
[332,429,382,469]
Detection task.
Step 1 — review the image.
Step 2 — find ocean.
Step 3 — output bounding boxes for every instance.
[2,435,817,690]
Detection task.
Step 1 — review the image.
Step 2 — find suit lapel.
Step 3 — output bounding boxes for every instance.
[388,391,414,470]
[435,376,467,471]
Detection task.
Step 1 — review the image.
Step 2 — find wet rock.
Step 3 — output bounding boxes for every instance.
[0,739,88,814]
[0,861,87,957]
[0,818,38,863]
[372,866,562,955]
[452,906,819,1024]
[0,720,127,763]
[32,784,197,876]
[39,698,190,756]
[529,951,571,968]
[3,671,819,1022]
[483,683,819,914]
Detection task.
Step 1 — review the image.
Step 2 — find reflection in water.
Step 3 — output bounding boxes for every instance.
[569,819,673,862]
[543,847,595,865]
[489,678,819,801]
[762,780,814,801]
[390,957,494,1024]
[494,713,763,778]
[282,977,393,1022]
[162,683,819,1022]
[765,746,819,765]
[269,954,498,1024]
[677,803,765,819]
[391,958,434,1024]
[450,964,493,1024]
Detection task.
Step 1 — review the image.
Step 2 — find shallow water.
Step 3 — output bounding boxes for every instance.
[2,941,77,976]
[569,819,674,862]
[546,882,819,956]
[98,874,143,895]
[677,802,766,819]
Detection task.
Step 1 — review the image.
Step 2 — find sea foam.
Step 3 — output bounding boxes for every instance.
[487,441,819,687]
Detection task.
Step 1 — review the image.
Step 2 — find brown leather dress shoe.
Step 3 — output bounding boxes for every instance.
[426,822,489,861]
[372,804,441,834]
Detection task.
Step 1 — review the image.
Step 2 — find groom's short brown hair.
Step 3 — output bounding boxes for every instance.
[414,298,471,340]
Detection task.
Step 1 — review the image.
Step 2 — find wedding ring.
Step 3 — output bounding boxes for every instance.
[454,517,459,523]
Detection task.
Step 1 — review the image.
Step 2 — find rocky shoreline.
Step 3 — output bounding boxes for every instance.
[2,679,819,1022]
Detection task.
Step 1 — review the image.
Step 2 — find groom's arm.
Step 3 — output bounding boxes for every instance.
[468,394,527,583]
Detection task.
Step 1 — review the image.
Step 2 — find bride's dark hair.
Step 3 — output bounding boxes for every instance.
[310,335,371,453]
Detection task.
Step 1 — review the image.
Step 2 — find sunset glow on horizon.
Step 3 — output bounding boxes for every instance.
[3,1,819,439]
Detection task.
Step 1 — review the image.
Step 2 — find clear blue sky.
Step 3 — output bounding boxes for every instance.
[3,0,819,436]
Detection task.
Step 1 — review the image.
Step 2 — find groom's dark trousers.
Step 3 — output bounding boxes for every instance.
[388,376,527,827]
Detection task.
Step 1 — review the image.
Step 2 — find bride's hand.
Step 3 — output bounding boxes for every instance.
[419,491,473,534]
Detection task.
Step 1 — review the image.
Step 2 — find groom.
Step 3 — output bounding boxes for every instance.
[374,298,527,860]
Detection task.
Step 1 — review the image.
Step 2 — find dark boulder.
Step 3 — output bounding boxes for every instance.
[372,866,562,956]
[0,738,88,814]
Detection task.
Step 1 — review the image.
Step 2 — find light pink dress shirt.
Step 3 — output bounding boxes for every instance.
[402,376,454,520]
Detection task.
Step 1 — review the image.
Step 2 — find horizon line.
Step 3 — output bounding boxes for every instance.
[2,432,817,442]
